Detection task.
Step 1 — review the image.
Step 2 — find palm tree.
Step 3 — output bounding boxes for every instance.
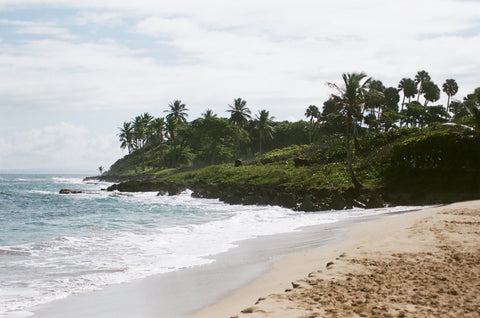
[305,105,320,144]
[118,121,134,154]
[165,100,189,123]
[442,79,459,111]
[415,70,431,102]
[463,88,480,128]
[148,117,165,145]
[133,115,146,149]
[398,78,418,110]
[227,98,251,157]
[328,72,372,189]
[165,116,178,144]
[202,109,217,118]
[227,98,251,127]
[422,81,441,106]
[140,112,154,142]
[255,109,275,155]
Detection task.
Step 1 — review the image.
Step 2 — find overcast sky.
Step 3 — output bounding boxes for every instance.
[1,0,480,173]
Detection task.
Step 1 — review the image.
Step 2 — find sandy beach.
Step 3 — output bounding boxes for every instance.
[194,201,480,318]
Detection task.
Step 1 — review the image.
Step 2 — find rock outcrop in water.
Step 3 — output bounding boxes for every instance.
[59,189,85,194]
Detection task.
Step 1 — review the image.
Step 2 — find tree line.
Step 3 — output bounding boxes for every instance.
[118,70,480,173]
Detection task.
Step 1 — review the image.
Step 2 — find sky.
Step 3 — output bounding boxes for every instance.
[1,0,480,173]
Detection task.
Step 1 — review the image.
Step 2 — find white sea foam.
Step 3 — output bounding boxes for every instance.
[50,177,86,185]
[0,180,426,317]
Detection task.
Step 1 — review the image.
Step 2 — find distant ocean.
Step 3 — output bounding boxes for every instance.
[0,174,421,317]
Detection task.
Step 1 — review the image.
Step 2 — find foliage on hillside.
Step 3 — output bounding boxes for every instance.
[105,70,480,200]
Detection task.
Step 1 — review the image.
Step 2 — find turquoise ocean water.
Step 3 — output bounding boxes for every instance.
[0,174,421,317]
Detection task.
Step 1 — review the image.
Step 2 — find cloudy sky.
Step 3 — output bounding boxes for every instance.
[1,0,480,173]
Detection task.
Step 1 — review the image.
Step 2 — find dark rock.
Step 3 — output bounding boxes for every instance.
[274,192,297,208]
[366,193,384,209]
[107,180,167,193]
[59,189,84,194]
[243,194,262,205]
[331,194,347,210]
[294,158,311,168]
[107,184,118,191]
[221,189,244,205]
[157,189,167,196]
[299,195,317,211]
[167,183,186,196]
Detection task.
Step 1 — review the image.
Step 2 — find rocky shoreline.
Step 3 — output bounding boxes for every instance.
[81,176,480,212]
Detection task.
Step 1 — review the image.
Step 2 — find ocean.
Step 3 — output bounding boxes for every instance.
[0,174,421,317]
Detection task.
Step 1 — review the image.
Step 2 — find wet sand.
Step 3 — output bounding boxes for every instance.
[30,214,352,318]
[194,201,480,317]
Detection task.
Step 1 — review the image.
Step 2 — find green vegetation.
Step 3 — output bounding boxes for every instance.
[105,70,480,209]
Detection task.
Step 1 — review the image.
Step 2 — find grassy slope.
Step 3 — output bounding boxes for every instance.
[102,125,480,208]
[104,128,425,190]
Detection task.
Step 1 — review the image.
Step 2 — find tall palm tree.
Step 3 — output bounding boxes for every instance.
[227,98,251,157]
[398,78,418,110]
[140,112,154,142]
[415,70,431,102]
[442,79,459,111]
[305,105,320,144]
[165,116,178,144]
[328,72,372,189]
[148,117,165,145]
[165,100,189,123]
[227,98,251,127]
[133,115,146,149]
[118,121,134,154]
[422,81,441,106]
[255,109,275,155]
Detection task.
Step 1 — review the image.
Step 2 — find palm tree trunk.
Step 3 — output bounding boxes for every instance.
[259,131,263,155]
[235,128,240,158]
[346,118,362,190]
[308,118,313,144]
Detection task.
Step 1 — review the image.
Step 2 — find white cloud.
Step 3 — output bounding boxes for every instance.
[1,0,480,170]
[0,19,75,39]
[0,123,123,171]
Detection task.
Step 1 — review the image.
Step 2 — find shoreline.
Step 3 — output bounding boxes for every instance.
[28,210,402,318]
[194,200,480,317]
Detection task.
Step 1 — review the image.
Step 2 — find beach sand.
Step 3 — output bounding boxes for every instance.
[194,201,480,318]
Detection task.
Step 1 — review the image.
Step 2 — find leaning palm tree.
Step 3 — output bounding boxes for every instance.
[165,100,189,123]
[227,98,251,157]
[328,72,372,189]
[415,70,431,102]
[118,121,134,154]
[442,79,459,111]
[255,109,275,155]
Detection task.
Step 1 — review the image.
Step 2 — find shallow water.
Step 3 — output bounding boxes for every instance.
[0,174,422,317]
